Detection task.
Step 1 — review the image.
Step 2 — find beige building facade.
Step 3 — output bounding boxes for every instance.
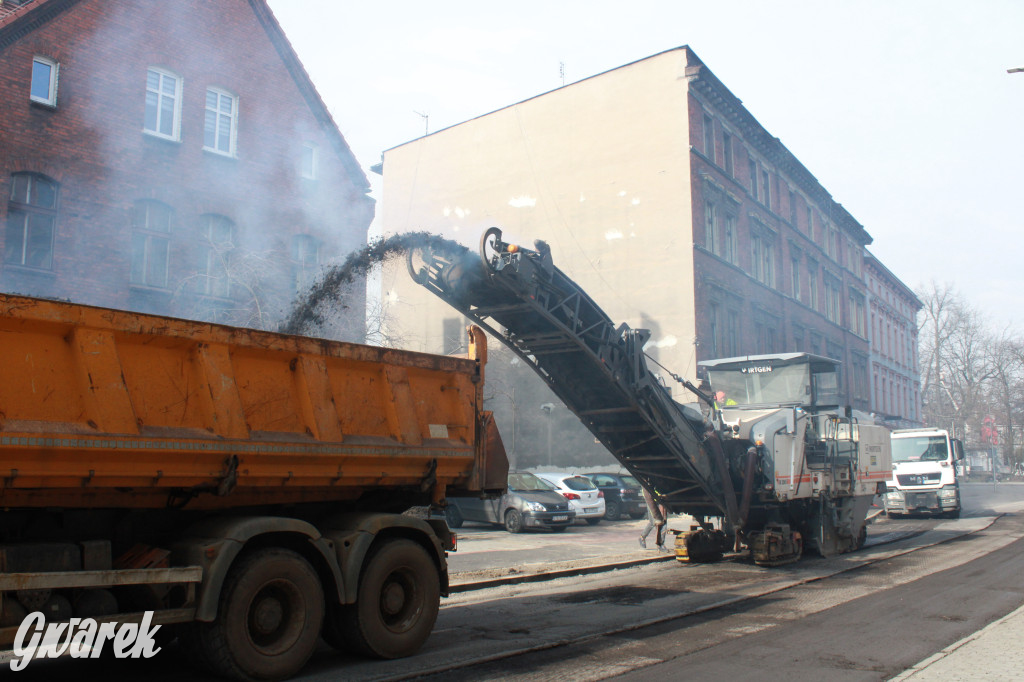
[379,46,894,410]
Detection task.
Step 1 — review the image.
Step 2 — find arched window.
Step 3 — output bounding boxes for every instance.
[131,200,172,288]
[201,214,235,298]
[5,172,58,269]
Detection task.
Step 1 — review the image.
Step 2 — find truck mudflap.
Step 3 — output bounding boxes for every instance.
[172,515,343,622]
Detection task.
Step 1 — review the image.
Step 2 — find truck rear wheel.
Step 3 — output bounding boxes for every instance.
[332,538,440,659]
[192,548,324,681]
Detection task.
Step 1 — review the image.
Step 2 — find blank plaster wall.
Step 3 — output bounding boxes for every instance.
[380,48,699,387]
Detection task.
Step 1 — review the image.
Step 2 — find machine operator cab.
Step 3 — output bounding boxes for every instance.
[699,352,841,415]
[698,353,852,463]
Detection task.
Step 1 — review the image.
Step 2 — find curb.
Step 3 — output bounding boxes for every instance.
[888,601,1024,681]
[450,552,676,592]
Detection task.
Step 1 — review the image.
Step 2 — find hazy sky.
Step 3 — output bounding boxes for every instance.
[267,0,1024,328]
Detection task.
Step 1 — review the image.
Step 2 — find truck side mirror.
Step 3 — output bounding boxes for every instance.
[953,439,965,460]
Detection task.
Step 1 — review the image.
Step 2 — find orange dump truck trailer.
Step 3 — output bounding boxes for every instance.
[0,293,507,680]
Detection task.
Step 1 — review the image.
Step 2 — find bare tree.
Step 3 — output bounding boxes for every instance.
[916,282,998,441]
[990,337,1024,470]
[171,240,290,330]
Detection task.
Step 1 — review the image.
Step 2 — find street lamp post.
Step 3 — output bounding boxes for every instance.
[540,403,554,467]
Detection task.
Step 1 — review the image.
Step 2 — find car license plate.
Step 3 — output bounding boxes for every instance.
[584,507,598,513]
[552,515,568,522]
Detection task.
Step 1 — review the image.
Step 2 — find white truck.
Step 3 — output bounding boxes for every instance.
[884,428,964,518]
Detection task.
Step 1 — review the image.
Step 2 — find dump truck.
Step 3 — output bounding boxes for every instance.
[0,293,507,680]
[408,226,890,565]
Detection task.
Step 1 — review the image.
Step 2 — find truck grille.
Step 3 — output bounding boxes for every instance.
[897,473,941,486]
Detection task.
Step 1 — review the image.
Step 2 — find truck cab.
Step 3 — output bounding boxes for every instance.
[885,428,964,518]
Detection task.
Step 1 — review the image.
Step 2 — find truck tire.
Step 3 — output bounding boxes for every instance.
[604,500,622,520]
[190,548,324,681]
[333,539,440,659]
[504,509,524,533]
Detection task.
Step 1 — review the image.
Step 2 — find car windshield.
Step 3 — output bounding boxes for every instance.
[892,436,949,463]
[508,472,554,492]
[562,476,596,491]
[620,475,640,488]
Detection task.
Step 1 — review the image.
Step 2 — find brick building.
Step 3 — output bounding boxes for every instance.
[0,0,373,332]
[864,250,922,425]
[378,46,907,411]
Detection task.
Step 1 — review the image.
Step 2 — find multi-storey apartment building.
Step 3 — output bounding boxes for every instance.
[864,250,922,425]
[0,0,373,333]
[379,46,905,411]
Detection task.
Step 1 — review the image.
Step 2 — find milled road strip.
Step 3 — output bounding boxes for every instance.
[381,515,1007,682]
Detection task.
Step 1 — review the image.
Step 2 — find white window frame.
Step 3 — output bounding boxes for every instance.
[144,67,182,141]
[130,200,172,289]
[301,143,318,180]
[6,172,58,270]
[291,234,321,293]
[30,56,59,107]
[204,87,238,156]
[201,214,235,298]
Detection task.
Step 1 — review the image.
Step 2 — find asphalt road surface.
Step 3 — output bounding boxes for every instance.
[9,482,1024,681]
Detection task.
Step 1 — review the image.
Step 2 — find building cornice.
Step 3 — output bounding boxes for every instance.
[0,0,76,50]
[864,249,922,309]
[683,47,872,248]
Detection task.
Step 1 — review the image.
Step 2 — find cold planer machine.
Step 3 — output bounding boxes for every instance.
[408,227,890,565]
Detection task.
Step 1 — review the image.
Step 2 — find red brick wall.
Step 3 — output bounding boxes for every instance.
[688,91,871,410]
[0,0,373,333]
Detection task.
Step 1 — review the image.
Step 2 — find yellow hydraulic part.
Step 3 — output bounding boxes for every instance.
[674,528,727,563]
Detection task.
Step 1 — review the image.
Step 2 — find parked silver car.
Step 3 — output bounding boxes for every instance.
[535,472,606,525]
[446,471,575,533]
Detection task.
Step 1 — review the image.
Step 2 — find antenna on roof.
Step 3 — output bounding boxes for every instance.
[413,110,429,136]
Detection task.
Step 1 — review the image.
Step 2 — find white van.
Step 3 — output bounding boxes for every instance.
[884,428,964,518]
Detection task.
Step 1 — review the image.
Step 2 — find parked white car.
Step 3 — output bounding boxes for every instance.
[534,472,606,525]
